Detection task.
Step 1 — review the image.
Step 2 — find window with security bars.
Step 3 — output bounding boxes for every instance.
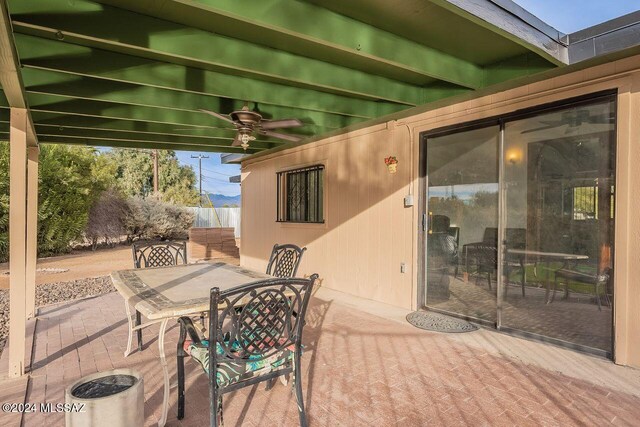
[277,165,324,223]
[572,182,614,220]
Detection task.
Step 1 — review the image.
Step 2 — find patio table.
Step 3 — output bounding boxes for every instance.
[507,249,588,303]
[111,262,270,427]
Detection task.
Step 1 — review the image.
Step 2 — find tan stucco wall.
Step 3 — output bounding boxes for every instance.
[241,54,640,366]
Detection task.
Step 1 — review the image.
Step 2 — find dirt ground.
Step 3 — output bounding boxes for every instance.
[0,246,133,290]
[0,242,241,289]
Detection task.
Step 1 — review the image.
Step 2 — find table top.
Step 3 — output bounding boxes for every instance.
[508,249,589,260]
[111,262,270,320]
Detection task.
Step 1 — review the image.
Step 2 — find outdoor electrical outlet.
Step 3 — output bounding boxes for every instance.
[404,194,414,207]
[400,263,406,273]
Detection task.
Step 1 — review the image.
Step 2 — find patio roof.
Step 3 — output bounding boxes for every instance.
[0,0,567,154]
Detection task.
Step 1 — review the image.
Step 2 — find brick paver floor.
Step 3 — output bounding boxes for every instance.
[14,291,640,426]
[429,275,612,351]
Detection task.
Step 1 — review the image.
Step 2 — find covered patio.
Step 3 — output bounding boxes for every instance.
[0,0,568,381]
[3,1,640,426]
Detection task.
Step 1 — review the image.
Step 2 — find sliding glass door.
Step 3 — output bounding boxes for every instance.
[500,96,615,354]
[424,125,499,323]
[422,93,616,355]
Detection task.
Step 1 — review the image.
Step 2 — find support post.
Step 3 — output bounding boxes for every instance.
[8,108,28,378]
[25,146,39,319]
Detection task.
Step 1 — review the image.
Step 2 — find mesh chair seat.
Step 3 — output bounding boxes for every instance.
[176,275,318,427]
[184,339,295,387]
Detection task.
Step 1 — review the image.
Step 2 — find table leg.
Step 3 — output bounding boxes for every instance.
[123,298,134,357]
[545,261,551,304]
[464,246,469,282]
[158,318,170,427]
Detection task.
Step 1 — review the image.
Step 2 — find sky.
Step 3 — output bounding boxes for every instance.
[173,1,639,196]
[513,0,639,33]
[175,151,241,197]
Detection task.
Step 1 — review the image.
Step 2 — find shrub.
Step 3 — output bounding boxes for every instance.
[124,196,194,242]
[0,143,110,262]
[36,145,108,257]
[85,189,130,250]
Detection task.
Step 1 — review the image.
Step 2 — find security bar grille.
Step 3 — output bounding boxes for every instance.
[277,165,324,223]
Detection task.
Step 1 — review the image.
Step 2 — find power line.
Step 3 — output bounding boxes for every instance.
[201,174,231,184]
[201,167,234,177]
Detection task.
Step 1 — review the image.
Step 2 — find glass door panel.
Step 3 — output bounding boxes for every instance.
[425,126,499,323]
[501,97,615,353]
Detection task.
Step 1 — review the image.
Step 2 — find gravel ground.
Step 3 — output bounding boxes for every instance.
[0,276,115,357]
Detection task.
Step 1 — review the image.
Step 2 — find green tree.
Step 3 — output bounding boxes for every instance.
[0,143,112,261]
[105,149,199,206]
[37,145,110,256]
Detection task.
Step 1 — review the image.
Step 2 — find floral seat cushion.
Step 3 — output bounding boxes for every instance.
[184,339,295,388]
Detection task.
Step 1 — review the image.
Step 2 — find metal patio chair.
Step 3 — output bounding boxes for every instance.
[266,243,307,278]
[553,264,612,310]
[126,241,187,353]
[474,244,498,290]
[176,274,318,427]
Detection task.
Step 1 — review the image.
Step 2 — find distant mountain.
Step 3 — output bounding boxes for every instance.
[206,193,241,207]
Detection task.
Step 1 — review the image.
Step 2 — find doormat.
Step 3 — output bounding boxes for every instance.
[406,311,478,333]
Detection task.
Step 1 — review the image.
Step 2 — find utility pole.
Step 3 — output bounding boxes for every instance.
[191,154,209,206]
[152,149,159,194]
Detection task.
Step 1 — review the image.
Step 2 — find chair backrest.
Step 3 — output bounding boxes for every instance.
[481,227,527,247]
[482,227,498,244]
[448,226,460,246]
[132,241,187,268]
[265,244,307,278]
[208,275,318,375]
[506,228,527,249]
[431,215,450,233]
[475,244,497,269]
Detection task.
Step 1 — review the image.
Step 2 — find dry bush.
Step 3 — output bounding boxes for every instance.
[85,189,130,250]
[124,195,194,243]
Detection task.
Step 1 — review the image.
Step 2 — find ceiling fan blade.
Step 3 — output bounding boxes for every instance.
[262,130,303,142]
[199,109,235,124]
[261,118,303,130]
[231,134,242,147]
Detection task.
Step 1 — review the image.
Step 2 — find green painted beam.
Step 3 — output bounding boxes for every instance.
[0,106,283,146]
[95,0,483,89]
[33,136,263,154]
[29,125,280,150]
[21,67,365,131]
[0,106,283,148]
[10,0,429,104]
[24,92,352,135]
[483,52,555,86]
[423,83,472,103]
[27,111,276,140]
[0,130,263,153]
[15,34,409,117]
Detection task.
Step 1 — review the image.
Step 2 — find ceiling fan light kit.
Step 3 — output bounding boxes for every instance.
[199,104,305,150]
